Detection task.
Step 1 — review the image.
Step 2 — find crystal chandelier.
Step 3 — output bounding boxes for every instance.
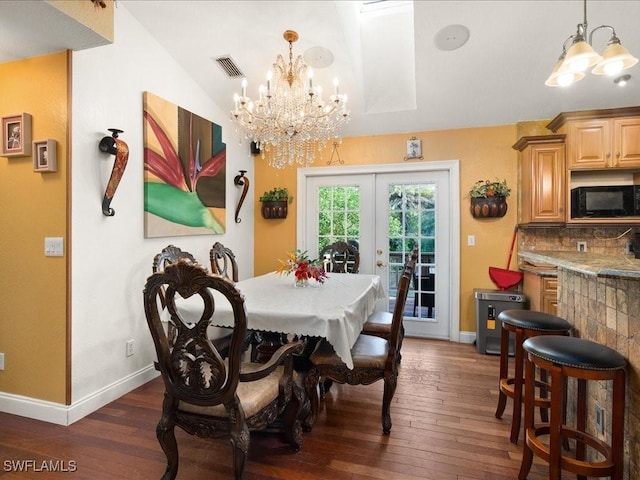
[231,30,349,169]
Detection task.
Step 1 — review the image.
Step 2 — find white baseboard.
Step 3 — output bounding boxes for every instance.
[459,330,476,345]
[0,365,159,426]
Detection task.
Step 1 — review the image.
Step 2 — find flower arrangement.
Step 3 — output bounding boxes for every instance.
[276,250,329,285]
[468,178,511,198]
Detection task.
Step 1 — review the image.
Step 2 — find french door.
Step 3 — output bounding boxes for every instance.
[297,162,460,341]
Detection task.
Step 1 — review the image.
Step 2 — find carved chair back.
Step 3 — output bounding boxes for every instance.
[387,250,416,369]
[319,240,360,273]
[152,244,197,309]
[145,260,246,405]
[209,241,239,283]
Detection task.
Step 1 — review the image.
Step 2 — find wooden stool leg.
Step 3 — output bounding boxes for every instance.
[510,328,525,444]
[518,352,536,480]
[575,377,587,477]
[611,370,625,480]
[495,323,510,419]
[548,364,563,480]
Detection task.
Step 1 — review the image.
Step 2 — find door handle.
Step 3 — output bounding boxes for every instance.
[376,260,387,267]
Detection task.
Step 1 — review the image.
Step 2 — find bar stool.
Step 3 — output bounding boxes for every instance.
[519,335,626,480]
[494,309,572,444]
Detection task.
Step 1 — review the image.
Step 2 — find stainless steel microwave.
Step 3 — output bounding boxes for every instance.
[571,185,640,218]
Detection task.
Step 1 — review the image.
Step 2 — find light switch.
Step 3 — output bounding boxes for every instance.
[467,235,476,246]
[44,237,64,257]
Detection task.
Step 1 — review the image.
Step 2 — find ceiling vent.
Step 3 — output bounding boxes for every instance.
[214,55,244,78]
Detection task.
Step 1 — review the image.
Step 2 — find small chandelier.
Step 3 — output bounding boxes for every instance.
[545,0,638,87]
[231,30,349,169]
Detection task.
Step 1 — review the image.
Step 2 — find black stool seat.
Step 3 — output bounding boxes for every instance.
[523,335,626,371]
[499,309,571,332]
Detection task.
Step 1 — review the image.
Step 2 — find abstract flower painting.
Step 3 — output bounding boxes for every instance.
[143,91,226,237]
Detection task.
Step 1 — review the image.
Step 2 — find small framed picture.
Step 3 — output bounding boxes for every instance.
[405,136,423,160]
[2,113,32,157]
[33,139,57,173]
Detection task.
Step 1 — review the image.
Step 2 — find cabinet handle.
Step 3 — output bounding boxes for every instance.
[617,152,621,158]
[606,152,611,158]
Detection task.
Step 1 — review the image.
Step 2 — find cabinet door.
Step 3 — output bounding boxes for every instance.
[542,293,558,316]
[613,117,640,168]
[530,143,565,222]
[567,119,610,169]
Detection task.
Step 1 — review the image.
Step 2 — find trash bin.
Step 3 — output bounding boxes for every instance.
[474,288,527,355]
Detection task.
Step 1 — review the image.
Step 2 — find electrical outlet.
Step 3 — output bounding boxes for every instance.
[0,352,4,370]
[595,402,604,434]
[627,242,635,254]
[125,340,135,357]
[577,241,587,252]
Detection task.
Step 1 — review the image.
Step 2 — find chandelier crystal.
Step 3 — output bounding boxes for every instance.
[231,30,349,169]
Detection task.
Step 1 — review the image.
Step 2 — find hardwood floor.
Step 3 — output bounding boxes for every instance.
[0,338,551,479]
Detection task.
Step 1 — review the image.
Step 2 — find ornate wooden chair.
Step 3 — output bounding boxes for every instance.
[210,241,239,283]
[143,260,304,480]
[304,252,415,434]
[209,241,259,360]
[153,244,232,358]
[319,240,360,273]
[360,246,418,362]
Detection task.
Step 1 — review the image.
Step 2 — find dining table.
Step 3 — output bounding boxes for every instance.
[165,271,385,369]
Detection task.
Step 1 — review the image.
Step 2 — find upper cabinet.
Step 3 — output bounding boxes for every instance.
[547,107,640,170]
[513,135,566,225]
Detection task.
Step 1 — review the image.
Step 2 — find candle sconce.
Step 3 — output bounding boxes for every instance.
[98,128,129,216]
[234,170,249,223]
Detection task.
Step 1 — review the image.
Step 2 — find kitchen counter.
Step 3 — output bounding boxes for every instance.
[520,249,640,478]
[518,250,640,279]
[519,261,557,277]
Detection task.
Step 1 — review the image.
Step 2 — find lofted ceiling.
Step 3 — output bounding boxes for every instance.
[2,1,640,138]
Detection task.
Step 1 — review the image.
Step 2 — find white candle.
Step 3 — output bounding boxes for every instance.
[241,78,247,98]
[333,78,339,96]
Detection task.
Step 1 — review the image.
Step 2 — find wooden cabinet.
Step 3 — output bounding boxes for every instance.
[548,107,640,170]
[513,135,566,225]
[565,117,640,169]
[523,271,558,316]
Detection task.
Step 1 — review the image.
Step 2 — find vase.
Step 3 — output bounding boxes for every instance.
[294,277,309,288]
[470,196,508,218]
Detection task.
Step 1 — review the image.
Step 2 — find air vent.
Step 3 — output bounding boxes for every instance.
[214,55,244,78]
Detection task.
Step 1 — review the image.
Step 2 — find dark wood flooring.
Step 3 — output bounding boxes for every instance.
[0,338,551,479]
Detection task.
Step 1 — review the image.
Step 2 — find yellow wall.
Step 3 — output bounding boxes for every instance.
[254,125,520,334]
[0,52,69,403]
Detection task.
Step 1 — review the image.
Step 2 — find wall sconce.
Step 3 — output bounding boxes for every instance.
[98,128,129,216]
[233,170,249,223]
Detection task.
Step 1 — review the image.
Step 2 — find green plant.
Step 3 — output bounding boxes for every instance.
[468,178,511,198]
[259,187,293,204]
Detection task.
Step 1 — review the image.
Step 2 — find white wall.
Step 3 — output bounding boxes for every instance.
[70,5,254,421]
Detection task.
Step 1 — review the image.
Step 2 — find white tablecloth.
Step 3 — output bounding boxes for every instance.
[165,272,385,369]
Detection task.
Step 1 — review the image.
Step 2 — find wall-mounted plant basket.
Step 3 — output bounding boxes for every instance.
[470,196,508,218]
[259,187,291,219]
[261,200,288,219]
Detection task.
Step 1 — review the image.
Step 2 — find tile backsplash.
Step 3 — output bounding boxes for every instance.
[519,226,636,256]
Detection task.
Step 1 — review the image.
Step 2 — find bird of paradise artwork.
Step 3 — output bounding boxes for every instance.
[143,91,226,237]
